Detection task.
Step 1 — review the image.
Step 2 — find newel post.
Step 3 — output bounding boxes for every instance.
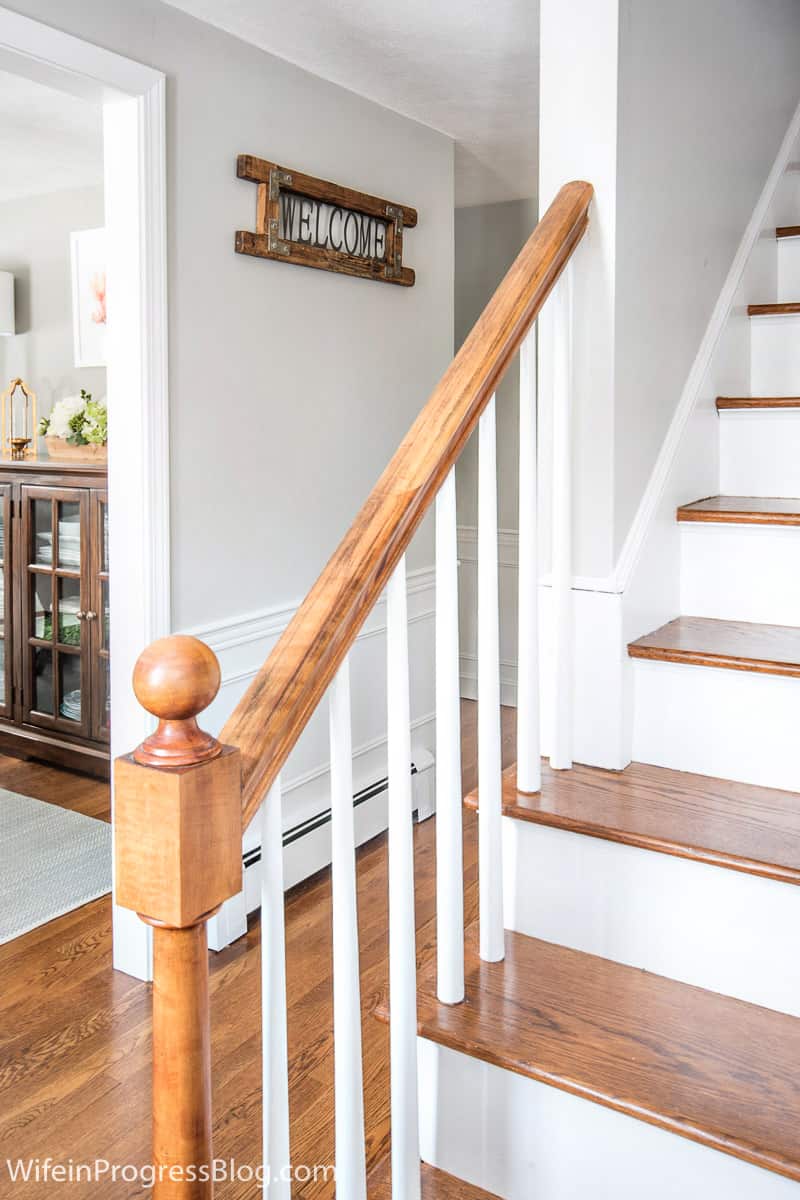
[115,635,242,1198]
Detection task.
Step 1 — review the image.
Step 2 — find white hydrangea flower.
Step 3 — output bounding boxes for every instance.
[46,394,87,439]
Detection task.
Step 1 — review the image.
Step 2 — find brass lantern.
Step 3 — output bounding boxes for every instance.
[1,378,37,460]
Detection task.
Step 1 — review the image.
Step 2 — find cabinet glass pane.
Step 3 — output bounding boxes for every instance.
[102,503,109,573]
[0,497,5,564]
[101,579,109,651]
[33,500,52,566]
[59,655,81,723]
[58,578,82,647]
[100,658,110,732]
[32,573,53,640]
[34,646,54,714]
[57,501,81,570]
[0,640,5,698]
[0,571,4,639]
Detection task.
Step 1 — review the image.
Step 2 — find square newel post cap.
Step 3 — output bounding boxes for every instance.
[114,635,243,928]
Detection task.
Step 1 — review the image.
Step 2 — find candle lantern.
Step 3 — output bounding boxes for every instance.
[1,378,37,460]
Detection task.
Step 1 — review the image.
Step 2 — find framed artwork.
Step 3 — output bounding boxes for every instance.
[70,228,106,368]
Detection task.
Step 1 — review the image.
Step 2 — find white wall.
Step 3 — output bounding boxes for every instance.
[0,185,106,423]
[7,0,454,634]
[614,0,800,558]
[454,198,537,531]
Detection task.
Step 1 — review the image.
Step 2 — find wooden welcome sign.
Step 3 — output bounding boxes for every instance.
[235,155,417,286]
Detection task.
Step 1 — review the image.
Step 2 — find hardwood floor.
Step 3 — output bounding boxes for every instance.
[0,752,110,821]
[0,702,514,1198]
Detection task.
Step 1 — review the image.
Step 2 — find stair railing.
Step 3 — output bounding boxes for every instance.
[114,180,593,1198]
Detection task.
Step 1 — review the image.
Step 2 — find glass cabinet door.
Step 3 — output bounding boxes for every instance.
[0,484,12,718]
[20,486,90,737]
[90,490,110,743]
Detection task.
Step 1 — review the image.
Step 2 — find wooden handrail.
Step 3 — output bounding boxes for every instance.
[224,180,593,828]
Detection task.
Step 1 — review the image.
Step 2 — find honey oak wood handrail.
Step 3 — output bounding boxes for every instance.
[224,180,593,829]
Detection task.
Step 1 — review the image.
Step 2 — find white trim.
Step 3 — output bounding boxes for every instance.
[457,525,617,592]
[614,98,800,592]
[0,7,170,981]
[186,565,436,688]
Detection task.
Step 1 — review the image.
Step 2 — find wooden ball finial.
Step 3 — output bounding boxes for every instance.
[132,635,222,768]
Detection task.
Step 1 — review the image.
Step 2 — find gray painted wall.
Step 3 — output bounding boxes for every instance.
[454,198,537,531]
[0,186,106,426]
[614,0,800,556]
[8,0,454,630]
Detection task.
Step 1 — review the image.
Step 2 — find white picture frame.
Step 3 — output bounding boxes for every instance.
[70,227,106,368]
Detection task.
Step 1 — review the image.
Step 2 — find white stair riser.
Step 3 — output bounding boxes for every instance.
[719,409,800,496]
[778,236,800,301]
[418,1040,798,1200]
[680,524,800,624]
[631,658,800,792]
[503,816,800,1016]
[750,313,800,394]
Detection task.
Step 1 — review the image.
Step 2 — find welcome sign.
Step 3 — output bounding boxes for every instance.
[235,155,417,286]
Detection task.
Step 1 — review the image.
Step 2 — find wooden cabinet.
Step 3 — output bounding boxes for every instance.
[0,460,109,777]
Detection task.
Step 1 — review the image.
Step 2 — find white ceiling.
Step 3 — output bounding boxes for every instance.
[165,0,539,207]
[0,70,103,205]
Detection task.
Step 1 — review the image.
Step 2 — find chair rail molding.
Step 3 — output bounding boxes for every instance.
[0,5,171,980]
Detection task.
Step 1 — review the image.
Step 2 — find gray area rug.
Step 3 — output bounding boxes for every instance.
[0,790,112,944]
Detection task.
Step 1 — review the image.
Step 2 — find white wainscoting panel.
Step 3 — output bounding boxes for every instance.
[188,567,436,943]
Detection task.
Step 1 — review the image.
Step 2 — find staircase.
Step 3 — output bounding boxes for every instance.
[381,226,800,1194]
[111,181,800,1200]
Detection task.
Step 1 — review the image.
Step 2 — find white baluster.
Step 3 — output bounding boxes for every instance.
[329,659,367,1200]
[478,395,504,963]
[551,264,574,771]
[435,467,465,1004]
[386,557,421,1200]
[517,327,541,794]
[261,777,291,1199]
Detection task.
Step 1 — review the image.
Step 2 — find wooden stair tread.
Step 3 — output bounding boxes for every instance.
[677,495,800,525]
[716,396,800,409]
[377,926,800,1181]
[628,616,800,678]
[748,301,800,316]
[368,1159,498,1199]
[464,761,800,884]
[776,225,800,238]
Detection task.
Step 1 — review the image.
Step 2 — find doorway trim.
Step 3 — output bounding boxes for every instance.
[0,6,169,978]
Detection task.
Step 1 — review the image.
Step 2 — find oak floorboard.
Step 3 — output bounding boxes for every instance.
[368,1158,498,1199]
[0,753,110,821]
